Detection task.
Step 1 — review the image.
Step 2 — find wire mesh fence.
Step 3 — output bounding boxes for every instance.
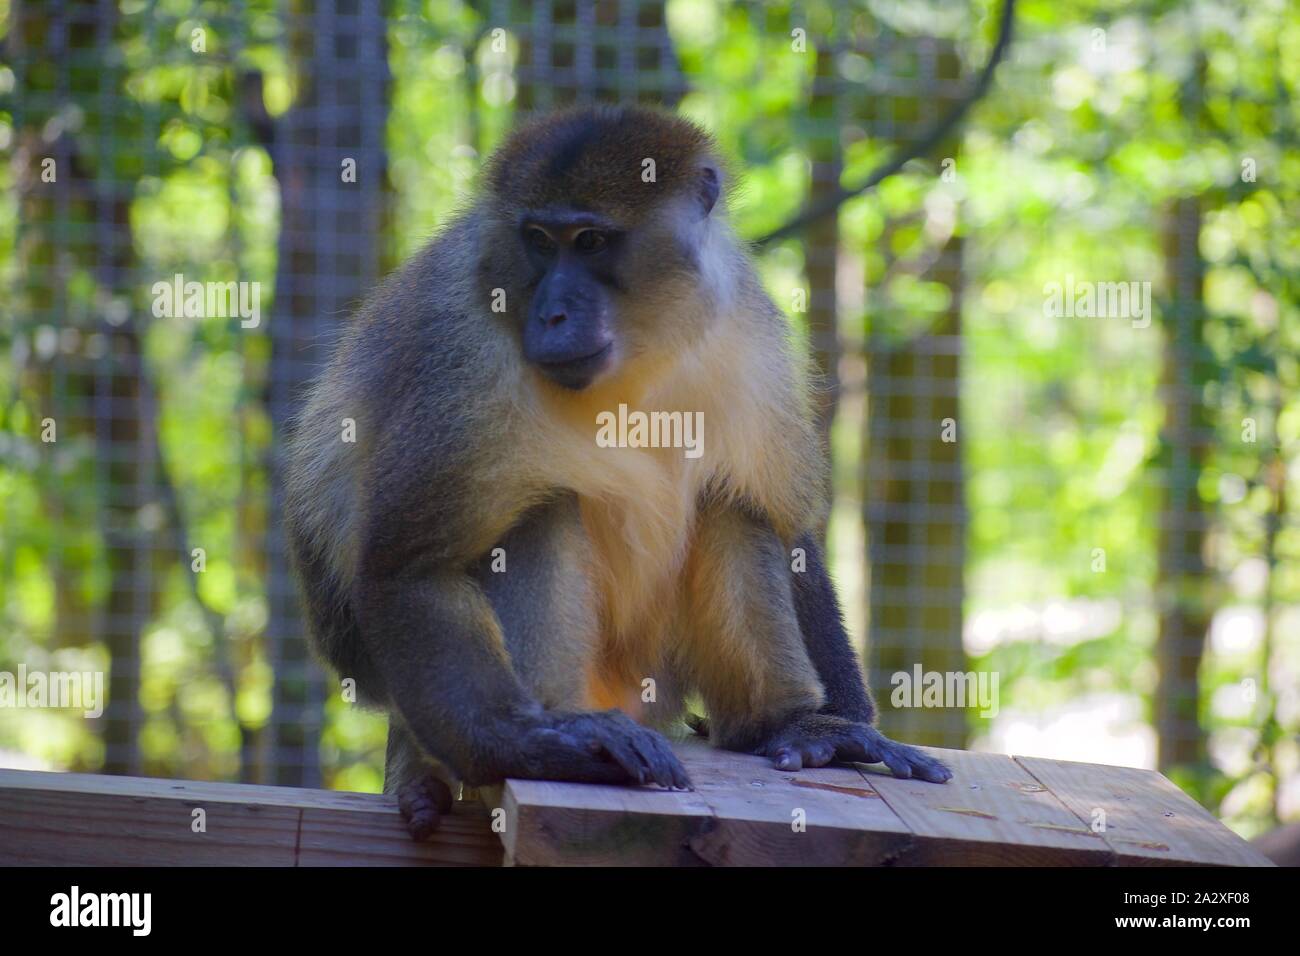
[2,0,1295,833]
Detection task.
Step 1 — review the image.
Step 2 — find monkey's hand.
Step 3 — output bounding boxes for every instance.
[508,710,693,790]
[760,713,952,783]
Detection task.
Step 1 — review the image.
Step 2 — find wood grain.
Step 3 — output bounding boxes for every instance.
[501,773,713,866]
[678,743,913,866]
[1,748,1269,867]
[1015,755,1275,867]
[853,748,1114,866]
[502,740,913,866]
[0,769,501,867]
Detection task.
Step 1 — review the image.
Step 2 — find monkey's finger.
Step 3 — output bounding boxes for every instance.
[594,732,652,785]
[895,747,953,784]
[769,747,803,772]
[834,726,901,775]
[768,734,838,771]
[550,712,691,789]
[656,738,694,790]
[857,728,953,783]
[584,713,659,784]
[801,739,838,768]
[877,745,914,780]
[866,729,952,783]
[627,728,693,790]
[596,711,692,789]
[592,732,688,789]
[858,728,912,778]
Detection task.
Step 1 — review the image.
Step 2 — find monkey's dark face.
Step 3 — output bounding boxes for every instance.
[519,209,625,390]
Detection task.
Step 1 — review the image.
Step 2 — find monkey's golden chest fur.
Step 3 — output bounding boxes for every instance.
[577,461,698,715]
[521,314,817,717]
[537,399,709,702]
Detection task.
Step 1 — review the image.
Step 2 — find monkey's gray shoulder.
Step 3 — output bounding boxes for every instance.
[285,215,516,573]
[331,217,517,451]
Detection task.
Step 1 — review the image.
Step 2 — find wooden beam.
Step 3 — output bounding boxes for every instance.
[854,748,1113,866]
[1015,755,1271,867]
[501,744,914,866]
[0,770,501,867]
[0,746,1272,867]
[500,741,1274,867]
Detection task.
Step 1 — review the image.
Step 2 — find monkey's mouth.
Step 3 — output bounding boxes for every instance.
[538,342,614,390]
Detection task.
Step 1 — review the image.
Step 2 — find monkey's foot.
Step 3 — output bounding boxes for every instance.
[760,713,952,783]
[396,772,455,841]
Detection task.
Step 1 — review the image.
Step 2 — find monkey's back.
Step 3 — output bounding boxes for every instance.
[283,214,529,679]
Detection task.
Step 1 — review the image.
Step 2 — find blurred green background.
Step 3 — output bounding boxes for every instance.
[1,0,1297,842]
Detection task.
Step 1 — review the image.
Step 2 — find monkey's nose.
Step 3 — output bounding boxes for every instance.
[543,311,567,328]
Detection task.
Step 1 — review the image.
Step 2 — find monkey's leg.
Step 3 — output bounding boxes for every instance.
[681,508,949,783]
[677,504,827,752]
[769,532,952,783]
[384,719,455,840]
[680,524,872,745]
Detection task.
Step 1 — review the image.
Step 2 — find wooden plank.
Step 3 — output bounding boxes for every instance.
[502,740,913,866]
[0,769,501,867]
[1015,756,1274,867]
[298,803,501,866]
[3,752,1266,868]
[0,768,402,809]
[0,780,299,866]
[679,744,914,866]
[854,748,1114,866]
[501,774,713,866]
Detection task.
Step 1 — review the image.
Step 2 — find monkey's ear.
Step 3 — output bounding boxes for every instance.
[697,165,720,218]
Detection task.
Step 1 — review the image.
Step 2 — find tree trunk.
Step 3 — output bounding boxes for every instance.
[803,45,842,530]
[1154,195,1211,772]
[265,0,391,787]
[11,0,158,775]
[863,39,967,748]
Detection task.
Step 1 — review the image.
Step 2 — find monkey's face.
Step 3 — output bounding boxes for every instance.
[514,167,723,392]
[486,107,727,392]
[518,210,624,390]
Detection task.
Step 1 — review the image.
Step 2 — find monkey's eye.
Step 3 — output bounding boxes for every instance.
[573,229,608,254]
[524,227,556,254]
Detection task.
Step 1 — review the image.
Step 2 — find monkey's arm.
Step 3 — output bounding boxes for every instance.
[771,532,953,782]
[354,557,690,790]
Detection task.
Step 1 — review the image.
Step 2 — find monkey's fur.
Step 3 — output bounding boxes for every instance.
[285,105,950,838]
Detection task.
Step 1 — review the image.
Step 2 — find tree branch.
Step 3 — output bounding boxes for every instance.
[753,0,1016,247]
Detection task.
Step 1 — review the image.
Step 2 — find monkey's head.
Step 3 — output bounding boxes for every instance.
[483,105,729,391]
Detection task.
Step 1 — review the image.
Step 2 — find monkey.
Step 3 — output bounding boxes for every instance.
[284,104,951,839]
